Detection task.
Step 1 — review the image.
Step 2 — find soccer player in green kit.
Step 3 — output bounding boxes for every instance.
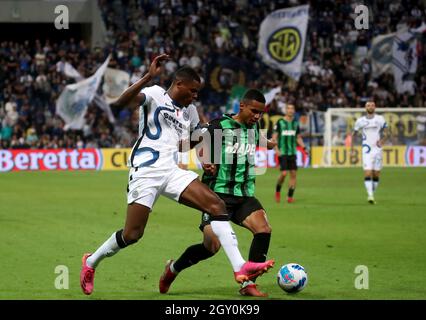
[159,89,277,297]
[273,104,306,203]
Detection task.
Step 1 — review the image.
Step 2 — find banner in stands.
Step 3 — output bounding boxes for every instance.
[311,146,426,167]
[392,24,426,95]
[103,68,130,104]
[0,149,102,172]
[56,55,111,130]
[206,55,249,105]
[257,5,309,81]
[370,33,394,78]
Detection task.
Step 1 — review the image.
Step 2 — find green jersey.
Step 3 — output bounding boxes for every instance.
[201,114,259,197]
[274,118,300,156]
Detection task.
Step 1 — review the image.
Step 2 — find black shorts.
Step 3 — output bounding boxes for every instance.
[199,193,264,231]
[279,155,298,171]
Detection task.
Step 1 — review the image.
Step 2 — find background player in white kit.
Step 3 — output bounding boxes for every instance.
[79,54,274,295]
[351,101,389,204]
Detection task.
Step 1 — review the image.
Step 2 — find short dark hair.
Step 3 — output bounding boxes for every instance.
[173,66,201,83]
[242,89,266,104]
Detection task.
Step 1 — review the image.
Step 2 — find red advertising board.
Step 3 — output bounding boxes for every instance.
[255,146,309,168]
[0,149,102,172]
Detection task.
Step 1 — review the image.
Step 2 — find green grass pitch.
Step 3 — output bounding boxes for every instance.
[1,167,425,300]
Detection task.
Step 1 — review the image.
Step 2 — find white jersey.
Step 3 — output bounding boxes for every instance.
[128,85,200,169]
[354,114,387,150]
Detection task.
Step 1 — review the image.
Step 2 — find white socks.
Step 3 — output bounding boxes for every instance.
[210,220,245,272]
[86,232,122,268]
[373,179,379,191]
[364,178,374,197]
[365,177,380,196]
[86,222,248,273]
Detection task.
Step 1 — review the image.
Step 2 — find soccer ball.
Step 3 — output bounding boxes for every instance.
[277,263,308,293]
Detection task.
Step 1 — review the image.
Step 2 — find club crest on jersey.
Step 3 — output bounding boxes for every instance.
[132,190,139,198]
[183,109,189,121]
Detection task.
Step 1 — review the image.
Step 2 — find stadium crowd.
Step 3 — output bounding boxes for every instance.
[0,0,425,149]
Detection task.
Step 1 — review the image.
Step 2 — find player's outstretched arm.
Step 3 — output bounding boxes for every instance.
[114,54,169,107]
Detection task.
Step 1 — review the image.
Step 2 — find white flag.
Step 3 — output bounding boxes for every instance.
[257,5,309,81]
[392,29,419,95]
[56,55,111,130]
[56,61,83,81]
[264,87,281,106]
[102,68,130,104]
[56,60,115,124]
[370,33,395,78]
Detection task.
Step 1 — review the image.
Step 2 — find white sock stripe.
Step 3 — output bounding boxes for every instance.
[210,220,245,272]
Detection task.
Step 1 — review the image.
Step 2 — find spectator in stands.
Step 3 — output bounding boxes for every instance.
[0,0,424,149]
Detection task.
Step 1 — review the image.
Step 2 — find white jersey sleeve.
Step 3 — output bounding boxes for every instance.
[141,85,165,109]
[354,117,363,132]
[187,104,200,131]
[378,115,388,130]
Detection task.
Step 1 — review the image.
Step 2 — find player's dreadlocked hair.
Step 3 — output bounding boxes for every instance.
[173,66,201,83]
[242,89,266,104]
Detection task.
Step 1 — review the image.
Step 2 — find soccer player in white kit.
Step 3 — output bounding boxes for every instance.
[351,101,389,204]
[79,54,274,295]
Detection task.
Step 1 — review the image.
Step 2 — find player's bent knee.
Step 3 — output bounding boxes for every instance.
[252,223,272,234]
[261,225,272,234]
[244,211,271,234]
[207,198,226,216]
[123,230,144,245]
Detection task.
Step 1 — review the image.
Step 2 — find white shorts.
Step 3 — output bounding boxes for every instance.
[127,166,198,209]
[178,152,190,165]
[362,146,383,171]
